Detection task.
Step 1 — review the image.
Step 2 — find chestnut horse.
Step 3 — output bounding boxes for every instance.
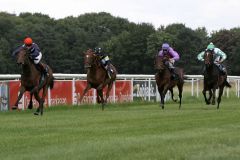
[12,47,54,115]
[202,50,231,109]
[79,49,117,110]
[155,55,184,109]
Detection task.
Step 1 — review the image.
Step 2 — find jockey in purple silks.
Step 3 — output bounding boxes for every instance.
[158,43,180,79]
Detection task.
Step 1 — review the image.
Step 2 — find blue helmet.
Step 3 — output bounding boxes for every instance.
[162,43,170,50]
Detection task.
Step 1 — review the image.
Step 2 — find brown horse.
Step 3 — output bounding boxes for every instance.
[79,49,117,110]
[202,50,231,109]
[12,47,54,115]
[155,55,184,109]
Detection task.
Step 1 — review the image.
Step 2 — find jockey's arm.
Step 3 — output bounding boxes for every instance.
[197,51,205,61]
[214,48,227,62]
[169,48,180,61]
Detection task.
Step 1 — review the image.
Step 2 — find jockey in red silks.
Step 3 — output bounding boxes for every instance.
[13,37,49,76]
[158,43,180,79]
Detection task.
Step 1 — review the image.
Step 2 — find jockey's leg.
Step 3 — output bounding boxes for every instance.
[165,61,177,80]
[33,52,49,76]
[215,63,226,75]
[105,61,112,79]
[37,62,49,76]
[101,57,112,79]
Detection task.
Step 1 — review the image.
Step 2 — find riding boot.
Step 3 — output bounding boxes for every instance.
[105,64,112,79]
[170,68,177,80]
[167,62,177,80]
[202,65,206,75]
[217,63,226,75]
[38,62,49,77]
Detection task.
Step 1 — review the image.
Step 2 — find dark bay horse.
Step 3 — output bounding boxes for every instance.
[155,55,184,109]
[12,48,54,115]
[79,49,117,110]
[202,50,231,109]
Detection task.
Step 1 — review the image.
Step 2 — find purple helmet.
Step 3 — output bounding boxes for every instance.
[162,43,170,50]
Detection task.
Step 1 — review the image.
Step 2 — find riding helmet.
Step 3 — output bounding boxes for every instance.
[162,43,170,50]
[207,42,215,50]
[24,37,33,46]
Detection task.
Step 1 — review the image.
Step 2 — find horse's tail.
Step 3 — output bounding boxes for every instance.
[225,80,231,88]
[49,76,55,89]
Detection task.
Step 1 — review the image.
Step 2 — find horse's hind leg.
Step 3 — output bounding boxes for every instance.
[28,93,33,109]
[79,83,91,104]
[217,86,224,109]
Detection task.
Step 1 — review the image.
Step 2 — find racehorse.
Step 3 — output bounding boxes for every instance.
[155,55,184,109]
[202,50,231,109]
[78,49,117,110]
[12,47,54,115]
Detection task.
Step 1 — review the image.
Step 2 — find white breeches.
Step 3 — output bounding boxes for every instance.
[33,52,42,64]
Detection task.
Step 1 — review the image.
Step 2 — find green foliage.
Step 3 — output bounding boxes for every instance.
[0,12,239,75]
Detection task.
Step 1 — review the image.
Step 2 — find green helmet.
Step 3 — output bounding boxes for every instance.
[207,42,215,50]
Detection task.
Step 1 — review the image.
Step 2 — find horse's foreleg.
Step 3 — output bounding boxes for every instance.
[97,89,105,110]
[217,86,224,109]
[78,83,91,104]
[12,86,26,110]
[33,91,42,116]
[105,82,113,103]
[28,93,33,109]
[212,88,216,105]
[177,82,184,109]
[202,88,210,105]
[169,88,177,102]
[39,86,48,115]
[157,87,164,109]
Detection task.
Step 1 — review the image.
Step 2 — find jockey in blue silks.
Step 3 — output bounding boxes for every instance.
[12,37,48,76]
[94,47,113,78]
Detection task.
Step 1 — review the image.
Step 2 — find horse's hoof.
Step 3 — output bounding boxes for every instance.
[12,106,18,110]
[28,105,33,110]
[34,112,39,115]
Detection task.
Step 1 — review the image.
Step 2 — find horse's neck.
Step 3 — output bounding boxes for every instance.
[22,63,38,77]
[158,67,169,76]
[205,64,219,76]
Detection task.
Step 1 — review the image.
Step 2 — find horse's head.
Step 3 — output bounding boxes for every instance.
[204,50,214,68]
[15,48,30,66]
[154,55,169,71]
[84,49,98,68]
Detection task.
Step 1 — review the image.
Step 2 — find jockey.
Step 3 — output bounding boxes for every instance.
[22,37,49,76]
[197,42,227,74]
[94,47,113,78]
[158,43,180,80]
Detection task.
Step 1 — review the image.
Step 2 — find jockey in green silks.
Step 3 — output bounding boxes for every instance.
[197,42,227,74]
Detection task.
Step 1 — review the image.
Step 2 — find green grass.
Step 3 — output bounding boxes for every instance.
[0,97,240,160]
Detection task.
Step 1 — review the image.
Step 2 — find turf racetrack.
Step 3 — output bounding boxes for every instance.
[0,97,240,160]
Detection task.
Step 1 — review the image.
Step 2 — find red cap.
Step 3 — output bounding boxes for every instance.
[24,37,33,46]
